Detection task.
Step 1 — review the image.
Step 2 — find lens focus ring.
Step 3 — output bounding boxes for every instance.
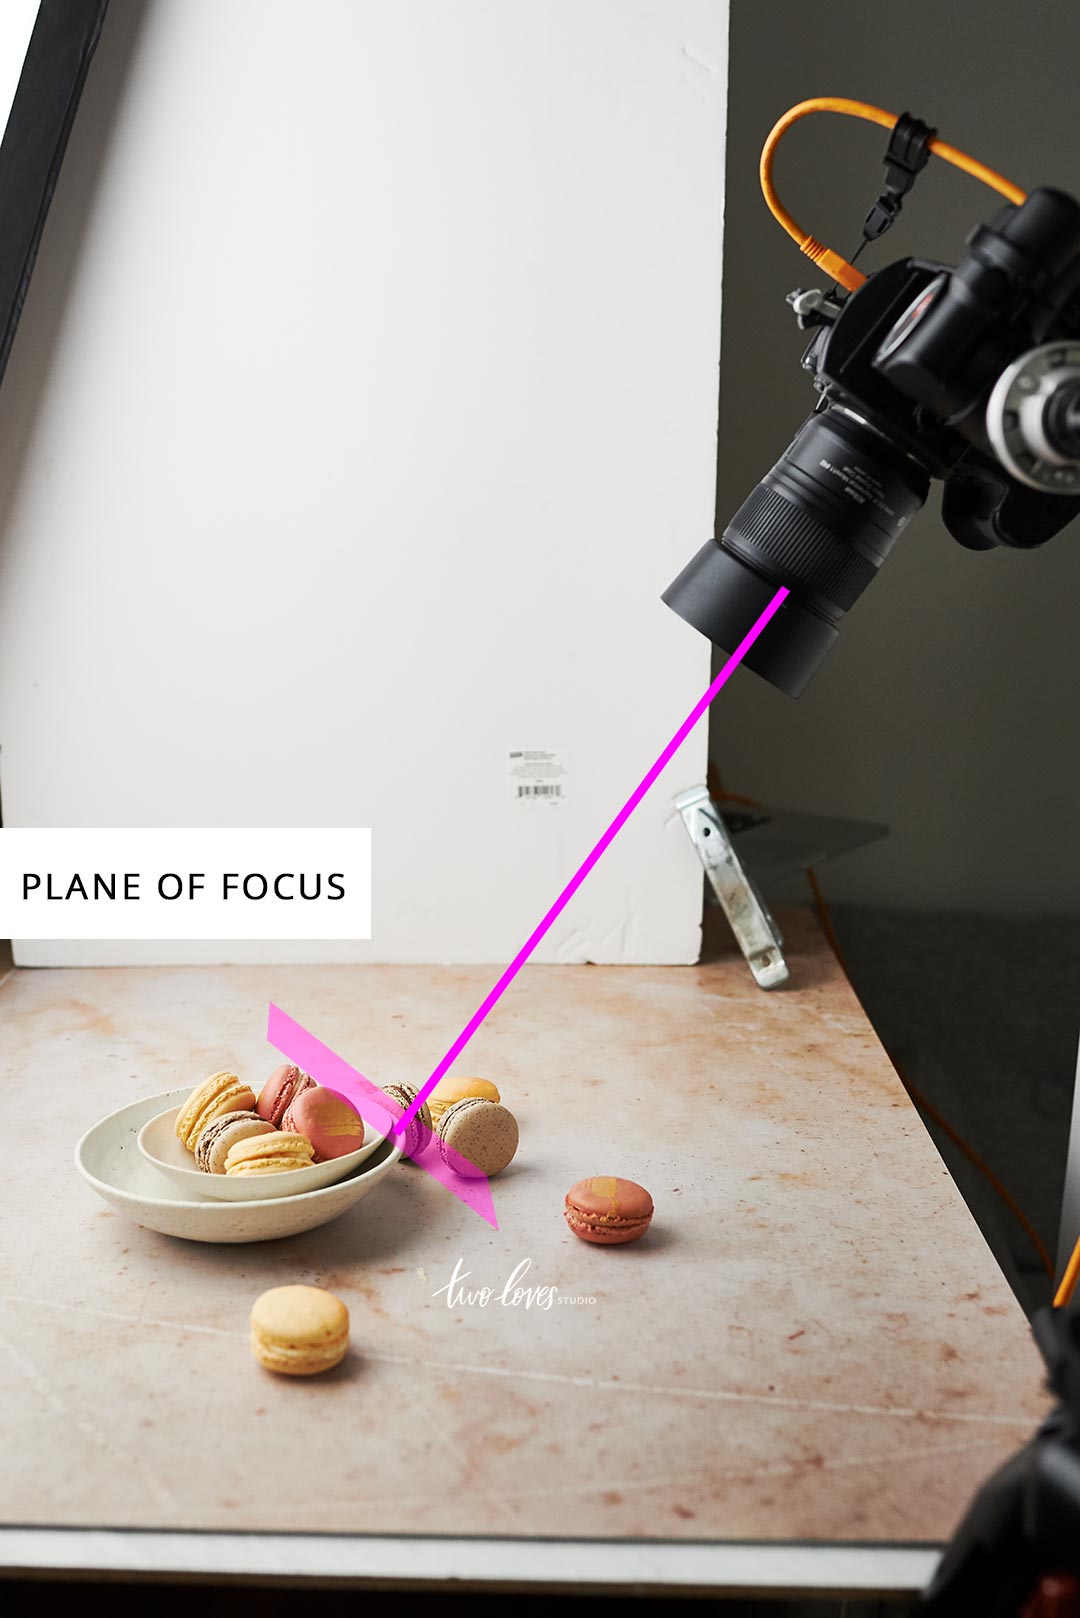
[722,482,879,613]
[662,404,929,697]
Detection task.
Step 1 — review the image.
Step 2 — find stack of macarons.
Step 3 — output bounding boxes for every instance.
[425,1075,519,1179]
[174,1065,519,1181]
[258,1063,366,1161]
[174,1065,365,1179]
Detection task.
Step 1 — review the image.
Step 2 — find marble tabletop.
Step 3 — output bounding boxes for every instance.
[0,908,1049,1565]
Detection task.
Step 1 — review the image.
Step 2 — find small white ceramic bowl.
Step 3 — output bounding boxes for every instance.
[137,1097,385,1202]
[75,1089,402,1243]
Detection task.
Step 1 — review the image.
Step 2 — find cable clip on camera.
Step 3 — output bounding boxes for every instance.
[862,111,937,242]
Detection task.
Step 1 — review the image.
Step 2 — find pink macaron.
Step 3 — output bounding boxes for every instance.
[256,1064,314,1127]
[564,1176,654,1245]
[281,1085,365,1161]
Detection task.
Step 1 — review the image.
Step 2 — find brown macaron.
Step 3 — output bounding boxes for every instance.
[434,1097,519,1179]
[382,1082,433,1162]
[194,1110,274,1174]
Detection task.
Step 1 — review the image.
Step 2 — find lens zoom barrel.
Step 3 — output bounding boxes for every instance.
[663,407,929,696]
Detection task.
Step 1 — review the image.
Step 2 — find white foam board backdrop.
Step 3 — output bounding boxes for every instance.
[0,0,730,965]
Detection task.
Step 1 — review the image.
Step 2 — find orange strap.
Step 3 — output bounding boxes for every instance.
[1055,1229,1080,1308]
[760,97,1027,292]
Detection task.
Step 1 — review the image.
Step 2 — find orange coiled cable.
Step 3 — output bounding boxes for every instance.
[760,97,1028,293]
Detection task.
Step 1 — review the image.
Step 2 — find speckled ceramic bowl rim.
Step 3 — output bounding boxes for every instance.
[75,1088,402,1213]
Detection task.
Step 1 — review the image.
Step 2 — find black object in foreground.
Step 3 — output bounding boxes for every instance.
[921,1304,1080,1613]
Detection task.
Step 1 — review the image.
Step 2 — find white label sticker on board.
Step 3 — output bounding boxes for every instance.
[508,749,567,804]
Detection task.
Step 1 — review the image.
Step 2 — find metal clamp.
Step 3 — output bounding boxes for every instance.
[675,785,789,990]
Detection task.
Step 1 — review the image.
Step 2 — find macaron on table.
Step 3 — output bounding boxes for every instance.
[0,909,1050,1599]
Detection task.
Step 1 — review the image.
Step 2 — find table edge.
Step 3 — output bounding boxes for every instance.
[0,1527,941,1595]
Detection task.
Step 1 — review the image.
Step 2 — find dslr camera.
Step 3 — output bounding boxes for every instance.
[664,183,1080,696]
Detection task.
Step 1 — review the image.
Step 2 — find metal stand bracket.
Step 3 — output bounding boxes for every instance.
[675,784,789,989]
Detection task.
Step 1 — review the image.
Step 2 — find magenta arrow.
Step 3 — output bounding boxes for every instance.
[398,585,791,1132]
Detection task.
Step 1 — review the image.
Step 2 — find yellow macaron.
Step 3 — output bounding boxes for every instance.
[250,1285,350,1376]
[175,1071,257,1150]
[224,1132,314,1175]
[428,1075,501,1128]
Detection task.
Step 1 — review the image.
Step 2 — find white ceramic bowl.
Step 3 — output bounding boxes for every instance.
[75,1089,402,1243]
[137,1097,386,1201]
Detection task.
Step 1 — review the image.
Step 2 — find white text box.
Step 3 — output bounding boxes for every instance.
[0,828,371,940]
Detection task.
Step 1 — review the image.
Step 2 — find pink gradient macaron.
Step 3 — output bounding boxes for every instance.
[256,1064,314,1127]
[564,1176,654,1245]
[281,1085,365,1161]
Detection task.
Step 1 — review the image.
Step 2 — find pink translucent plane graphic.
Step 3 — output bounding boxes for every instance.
[269,586,790,1226]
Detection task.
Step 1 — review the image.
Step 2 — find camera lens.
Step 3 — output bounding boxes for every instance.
[1044,377,1080,460]
[663,405,929,697]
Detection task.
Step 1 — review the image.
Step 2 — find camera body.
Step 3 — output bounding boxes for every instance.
[664,187,1080,696]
